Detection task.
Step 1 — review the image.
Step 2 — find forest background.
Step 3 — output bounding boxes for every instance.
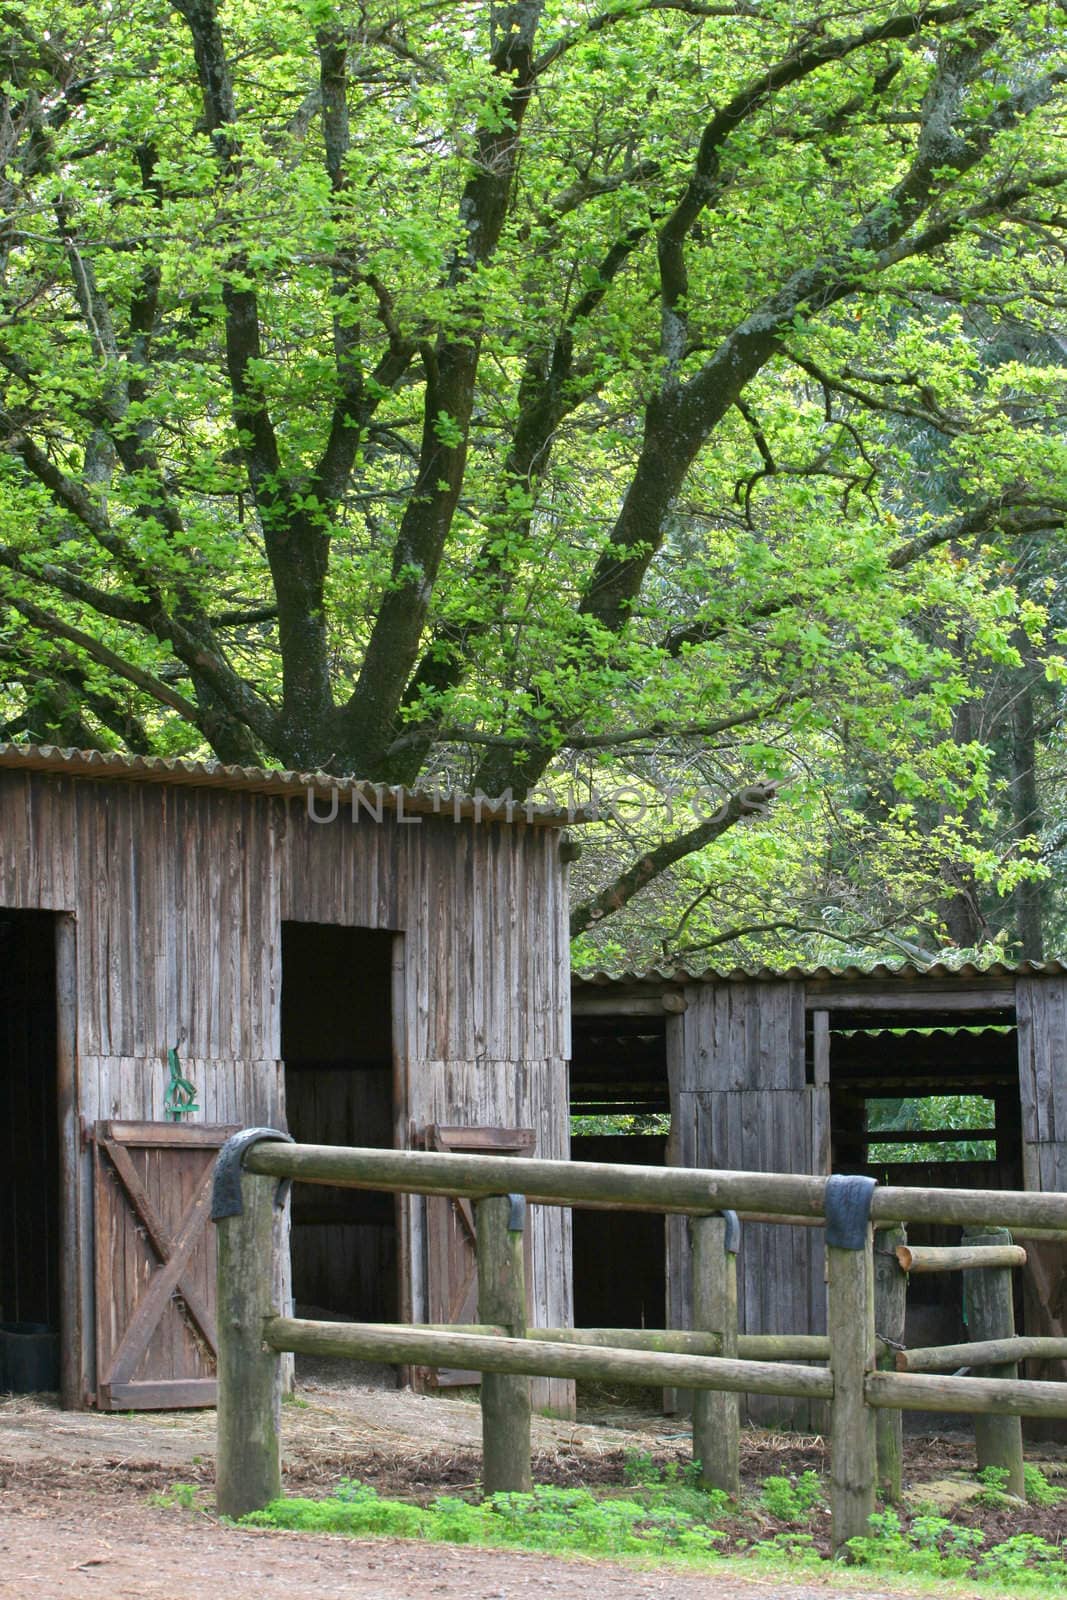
[0,0,1064,975]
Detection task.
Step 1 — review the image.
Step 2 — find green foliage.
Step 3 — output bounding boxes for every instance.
[849,1507,1067,1589]
[979,1533,1067,1586]
[847,1508,985,1580]
[150,1482,199,1509]
[572,1114,670,1138]
[1,0,1064,961]
[867,1093,997,1164]
[1025,1466,1066,1508]
[235,1473,1067,1591]
[758,1471,826,1522]
[976,1465,1015,1508]
[242,1479,727,1559]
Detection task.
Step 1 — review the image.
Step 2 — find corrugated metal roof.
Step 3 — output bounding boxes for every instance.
[574,958,1067,986]
[0,744,591,827]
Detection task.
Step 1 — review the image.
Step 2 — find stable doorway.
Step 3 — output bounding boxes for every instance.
[281,923,400,1323]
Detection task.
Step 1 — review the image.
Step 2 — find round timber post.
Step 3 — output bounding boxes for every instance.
[963,1227,1025,1499]
[874,1223,908,1504]
[691,1211,740,1495]
[477,1192,532,1494]
[826,1175,878,1553]
[212,1129,290,1518]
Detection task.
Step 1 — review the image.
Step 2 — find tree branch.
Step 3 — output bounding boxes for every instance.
[570,780,779,935]
[4,594,204,723]
[340,0,548,771]
[477,32,1066,795]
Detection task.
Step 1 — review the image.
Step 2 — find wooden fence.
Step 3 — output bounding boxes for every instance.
[211,1136,1067,1550]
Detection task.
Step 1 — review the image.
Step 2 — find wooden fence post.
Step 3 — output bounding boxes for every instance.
[874,1223,907,1504]
[215,1163,283,1518]
[826,1176,878,1553]
[477,1192,531,1494]
[691,1212,740,1495]
[963,1227,1025,1499]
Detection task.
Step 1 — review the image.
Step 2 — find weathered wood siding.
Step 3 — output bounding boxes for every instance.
[666,980,828,1427]
[0,769,572,1406]
[1017,977,1067,1393]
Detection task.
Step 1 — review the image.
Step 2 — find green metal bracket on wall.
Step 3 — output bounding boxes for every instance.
[164,1047,199,1121]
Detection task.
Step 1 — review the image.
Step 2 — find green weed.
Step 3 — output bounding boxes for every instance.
[976,1465,1014,1507]
[758,1470,825,1521]
[231,1470,1067,1593]
[243,1481,727,1560]
[150,1482,199,1510]
[1025,1466,1066,1507]
[848,1507,1067,1589]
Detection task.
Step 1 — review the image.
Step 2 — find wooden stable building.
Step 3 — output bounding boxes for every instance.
[0,745,575,1413]
[572,962,1067,1427]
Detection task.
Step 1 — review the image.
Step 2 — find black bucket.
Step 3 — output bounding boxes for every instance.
[0,1322,60,1394]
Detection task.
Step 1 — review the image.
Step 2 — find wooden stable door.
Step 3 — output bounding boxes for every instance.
[93,1121,237,1409]
[422,1124,534,1386]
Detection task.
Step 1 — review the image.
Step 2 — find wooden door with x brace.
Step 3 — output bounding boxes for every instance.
[92,1121,237,1409]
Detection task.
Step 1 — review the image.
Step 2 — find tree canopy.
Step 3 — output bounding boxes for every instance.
[1,0,1064,958]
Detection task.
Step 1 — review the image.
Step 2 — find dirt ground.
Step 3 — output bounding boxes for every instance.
[1,1378,1063,1600]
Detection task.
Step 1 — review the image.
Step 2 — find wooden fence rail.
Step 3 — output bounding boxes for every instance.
[214,1137,1067,1551]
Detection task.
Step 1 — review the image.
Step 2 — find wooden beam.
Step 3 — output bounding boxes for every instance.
[570,994,671,1018]
[264,1317,836,1400]
[867,1369,1067,1419]
[245,1141,1067,1231]
[245,1142,831,1216]
[896,1243,1027,1273]
[806,988,1015,1012]
[896,1335,1067,1372]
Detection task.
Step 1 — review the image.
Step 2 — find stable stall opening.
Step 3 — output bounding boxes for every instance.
[0,909,61,1386]
[282,923,398,1323]
[569,1014,668,1331]
[824,1015,1023,1359]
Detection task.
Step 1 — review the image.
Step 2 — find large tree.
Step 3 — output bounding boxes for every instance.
[1,0,1064,947]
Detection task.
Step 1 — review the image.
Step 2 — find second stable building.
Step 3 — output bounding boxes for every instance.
[0,745,576,1414]
[572,961,1067,1426]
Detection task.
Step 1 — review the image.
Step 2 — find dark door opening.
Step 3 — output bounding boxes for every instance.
[0,910,61,1385]
[281,923,398,1323]
[826,1016,1024,1359]
[569,1014,669,1330]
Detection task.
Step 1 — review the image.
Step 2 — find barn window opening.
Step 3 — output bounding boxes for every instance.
[0,909,61,1386]
[282,922,399,1327]
[866,1095,997,1163]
